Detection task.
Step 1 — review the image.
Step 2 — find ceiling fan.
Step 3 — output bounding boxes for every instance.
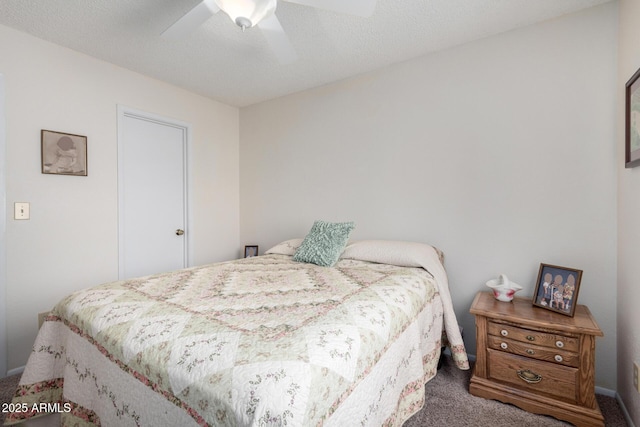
[162,0,377,64]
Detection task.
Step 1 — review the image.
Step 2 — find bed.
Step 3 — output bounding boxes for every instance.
[5,238,468,426]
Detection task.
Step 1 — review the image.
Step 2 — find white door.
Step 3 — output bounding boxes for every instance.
[118,107,190,280]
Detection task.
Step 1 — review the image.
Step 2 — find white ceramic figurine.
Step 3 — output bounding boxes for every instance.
[485,274,522,302]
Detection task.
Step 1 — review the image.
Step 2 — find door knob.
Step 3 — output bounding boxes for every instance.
[176,229,184,236]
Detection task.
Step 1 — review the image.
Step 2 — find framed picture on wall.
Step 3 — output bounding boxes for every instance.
[41,129,88,176]
[532,263,582,317]
[625,66,640,168]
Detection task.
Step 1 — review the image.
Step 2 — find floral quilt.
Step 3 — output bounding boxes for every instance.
[5,253,467,426]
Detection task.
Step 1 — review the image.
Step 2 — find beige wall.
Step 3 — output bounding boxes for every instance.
[0,25,240,370]
[617,0,640,424]
[240,3,619,389]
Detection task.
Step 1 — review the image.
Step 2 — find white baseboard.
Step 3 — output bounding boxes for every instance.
[613,392,636,427]
[6,365,24,377]
[595,385,616,397]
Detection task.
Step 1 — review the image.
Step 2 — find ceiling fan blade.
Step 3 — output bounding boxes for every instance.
[161,0,221,39]
[282,0,376,18]
[257,14,298,65]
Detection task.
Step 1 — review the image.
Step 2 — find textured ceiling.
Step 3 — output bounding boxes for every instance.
[0,0,612,107]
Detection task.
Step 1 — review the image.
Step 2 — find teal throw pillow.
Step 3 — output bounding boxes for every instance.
[293,220,355,267]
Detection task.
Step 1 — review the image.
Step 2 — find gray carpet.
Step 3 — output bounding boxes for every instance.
[0,357,629,426]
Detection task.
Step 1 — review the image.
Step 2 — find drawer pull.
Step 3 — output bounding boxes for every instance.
[556,341,564,348]
[501,330,508,337]
[526,335,535,341]
[554,355,563,362]
[500,342,508,350]
[526,349,535,355]
[517,369,543,384]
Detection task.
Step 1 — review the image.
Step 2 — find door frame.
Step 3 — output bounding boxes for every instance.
[116,105,192,279]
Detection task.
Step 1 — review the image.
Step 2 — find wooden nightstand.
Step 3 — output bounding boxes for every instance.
[469,291,604,426]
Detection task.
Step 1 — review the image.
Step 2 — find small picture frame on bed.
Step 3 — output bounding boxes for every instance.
[625,66,640,168]
[244,245,258,258]
[41,129,88,176]
[532,263,582,317]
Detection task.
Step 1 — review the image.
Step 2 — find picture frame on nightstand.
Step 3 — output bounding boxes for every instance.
[244,245,258,258]
[532,263,582,317]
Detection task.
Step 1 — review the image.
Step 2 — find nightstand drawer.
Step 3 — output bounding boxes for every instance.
[487,335,579,367]
[487,321,579,352]
[487,349,578,403]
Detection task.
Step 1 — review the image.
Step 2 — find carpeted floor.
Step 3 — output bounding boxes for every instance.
[0,356,629,426]
[0,373,19,425]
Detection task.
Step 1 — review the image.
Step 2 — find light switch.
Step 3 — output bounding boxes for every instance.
[14,202,30,220]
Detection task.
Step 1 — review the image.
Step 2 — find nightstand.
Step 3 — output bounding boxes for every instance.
[469,291,604,426]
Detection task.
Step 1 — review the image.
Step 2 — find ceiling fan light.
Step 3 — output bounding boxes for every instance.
[214,0,277,29]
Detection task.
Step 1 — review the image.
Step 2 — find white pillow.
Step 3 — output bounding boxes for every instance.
[264,239,304,256]
[341,240,441,265]
[340,240,445,281]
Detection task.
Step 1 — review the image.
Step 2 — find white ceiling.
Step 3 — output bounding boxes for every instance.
[0,0,612,107]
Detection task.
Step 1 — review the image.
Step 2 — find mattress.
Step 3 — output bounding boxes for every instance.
[5,241,468,426]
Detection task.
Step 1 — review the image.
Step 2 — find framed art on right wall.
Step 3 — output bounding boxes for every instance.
[532,263,582,317]
[625,66,640,168]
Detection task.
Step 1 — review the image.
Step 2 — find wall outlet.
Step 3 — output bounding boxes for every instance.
[38,311,49,329]
[634,361,640,393]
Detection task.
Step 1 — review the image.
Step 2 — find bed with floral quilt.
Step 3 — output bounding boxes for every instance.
[5,239,468,426]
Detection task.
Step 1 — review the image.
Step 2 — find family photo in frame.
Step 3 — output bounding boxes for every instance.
[532,263,582,317]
